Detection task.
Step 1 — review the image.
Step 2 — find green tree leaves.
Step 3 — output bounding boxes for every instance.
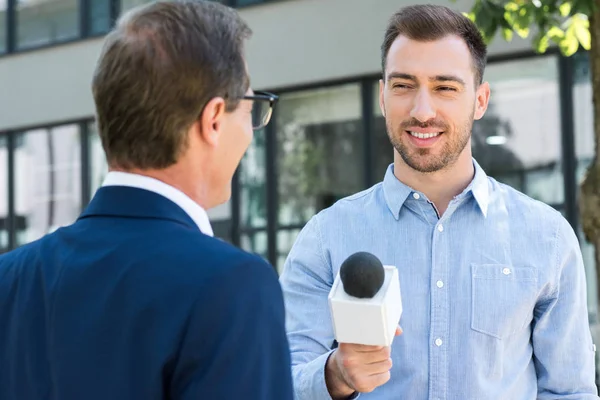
[455,0,595,56]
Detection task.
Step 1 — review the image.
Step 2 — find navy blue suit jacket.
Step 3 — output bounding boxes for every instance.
[0,186,293,400]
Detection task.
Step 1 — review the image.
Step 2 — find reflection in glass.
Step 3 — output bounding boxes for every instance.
[372,81,395,181]
[88,121,108,198]
[208,201,232,243]
[580,227,598,320]
[0,0,6,53]
[16,0,79,49]
[241,231,268,261]
[0,135,8,253]
[15,125,81,245]
[89,0,112,35]
[240,128,267,228]
[472,56,564,204]
[120,0,150,12]
[277,228,301,273]
[573,52,593,184]
[572,52,599,336]
[276,84,364,226]
[235,0,266,6]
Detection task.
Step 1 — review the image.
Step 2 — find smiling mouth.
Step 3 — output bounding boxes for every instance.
[407,131,443,139]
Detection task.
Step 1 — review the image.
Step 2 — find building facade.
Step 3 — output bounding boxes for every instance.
[0,0,598,373]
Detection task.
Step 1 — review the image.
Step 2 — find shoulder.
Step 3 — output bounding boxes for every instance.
[0,237,44,270]
[489,177,564,227]
[141,229,278,288]
[313,182,384,226]
[488,177,576,257]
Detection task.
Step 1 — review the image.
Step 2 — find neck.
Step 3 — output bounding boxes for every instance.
[109,163,211,209]
[393,150,475,216]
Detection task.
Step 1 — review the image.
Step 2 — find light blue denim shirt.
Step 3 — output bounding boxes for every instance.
[279,160,598,400]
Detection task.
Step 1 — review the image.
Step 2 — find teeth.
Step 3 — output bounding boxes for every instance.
[410,131,441,139]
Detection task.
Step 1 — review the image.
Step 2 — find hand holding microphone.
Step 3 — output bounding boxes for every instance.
[326,252,403,398]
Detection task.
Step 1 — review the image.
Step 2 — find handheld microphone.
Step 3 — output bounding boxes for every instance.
[328,251,402,346]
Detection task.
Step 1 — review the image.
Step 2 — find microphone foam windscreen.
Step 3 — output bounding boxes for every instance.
[339,252,385,298]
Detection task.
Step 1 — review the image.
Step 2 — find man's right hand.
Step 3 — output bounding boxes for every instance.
[325,327,402,399]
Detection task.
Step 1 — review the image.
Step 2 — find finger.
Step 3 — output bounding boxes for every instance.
[370,370,391,387]
[354,347,391,364]
[342,343,385,353]
[364,358,393,375]
[395,326,403,336]
[355,371,391,392]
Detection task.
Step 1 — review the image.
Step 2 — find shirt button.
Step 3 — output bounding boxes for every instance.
[437,224,444,232]
[413,193,420,200]
[436,280,444,288]
[435,338,443,346]
[502,267,511,275]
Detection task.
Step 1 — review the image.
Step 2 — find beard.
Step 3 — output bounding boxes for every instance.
[386,114,474,173]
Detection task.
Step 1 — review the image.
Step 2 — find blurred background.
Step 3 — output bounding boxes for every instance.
[0,0,596,369]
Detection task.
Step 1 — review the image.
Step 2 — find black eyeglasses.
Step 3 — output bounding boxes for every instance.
[242,90,279,130]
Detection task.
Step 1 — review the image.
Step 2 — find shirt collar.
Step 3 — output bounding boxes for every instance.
[469,159,490,217]
[101,171,214,236]
[382,158,489,219]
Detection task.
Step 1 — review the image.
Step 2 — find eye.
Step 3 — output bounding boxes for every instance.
[437,86,457,92]
[392,83,412,89]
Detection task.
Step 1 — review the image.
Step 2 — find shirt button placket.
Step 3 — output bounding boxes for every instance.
[430,220,448,400]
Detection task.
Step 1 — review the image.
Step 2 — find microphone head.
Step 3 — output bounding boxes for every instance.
[339,252,385,299]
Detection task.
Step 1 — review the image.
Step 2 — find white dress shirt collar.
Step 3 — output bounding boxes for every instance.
[101,171,214,237]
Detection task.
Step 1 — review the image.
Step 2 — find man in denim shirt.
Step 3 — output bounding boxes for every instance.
[279,4,598,400]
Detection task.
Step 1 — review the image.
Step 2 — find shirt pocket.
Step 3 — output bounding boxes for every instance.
[471,263,538,340]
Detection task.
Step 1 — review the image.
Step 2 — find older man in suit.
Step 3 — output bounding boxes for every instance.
[0,1,293,399]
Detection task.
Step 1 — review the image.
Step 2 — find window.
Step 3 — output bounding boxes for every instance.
[207,201,233,243]
[372,81,395,182]
[14,124,81,245]
[0,0,6,53]
[120,0,147,13]
[239,126,268,259]
[88,121,107,197]
[0,135,8,253]
[16,0,79,49]
[573,52,594,185]
[572,52,598,324]
[275,84,364,271]
[240,128,267,229]
[89,0,113,35]
[472,56,564,205]
[241,231,268,261]
[234,0,269,6]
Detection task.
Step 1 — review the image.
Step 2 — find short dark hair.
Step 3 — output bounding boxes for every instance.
[92,0,252,170]
[381,4,487,85]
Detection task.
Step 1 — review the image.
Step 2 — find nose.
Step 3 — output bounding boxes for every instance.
[410,89,436,123]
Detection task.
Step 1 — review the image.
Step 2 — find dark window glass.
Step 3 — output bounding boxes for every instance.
[472,56,563,204]
[275,84,364,270]
[0,0,7,53]
[16,0,79,49]
[15,124,82,246]
[572,51,598,323]
[0,134,8,253]
[89,0,112,35]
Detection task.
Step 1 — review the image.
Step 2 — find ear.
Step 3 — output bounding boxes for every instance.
[474,81,491,121]
[198,97,227,147]
[379,78,386,117]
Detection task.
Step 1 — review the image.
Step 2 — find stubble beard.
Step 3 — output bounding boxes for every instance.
[386,115,474,174]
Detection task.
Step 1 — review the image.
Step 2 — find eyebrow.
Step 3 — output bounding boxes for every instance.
[387,72,466,86]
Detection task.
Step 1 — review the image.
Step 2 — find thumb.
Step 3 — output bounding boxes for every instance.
[395,325,403,336]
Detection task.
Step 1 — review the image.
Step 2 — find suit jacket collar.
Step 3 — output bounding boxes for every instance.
[79,186,199,230]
